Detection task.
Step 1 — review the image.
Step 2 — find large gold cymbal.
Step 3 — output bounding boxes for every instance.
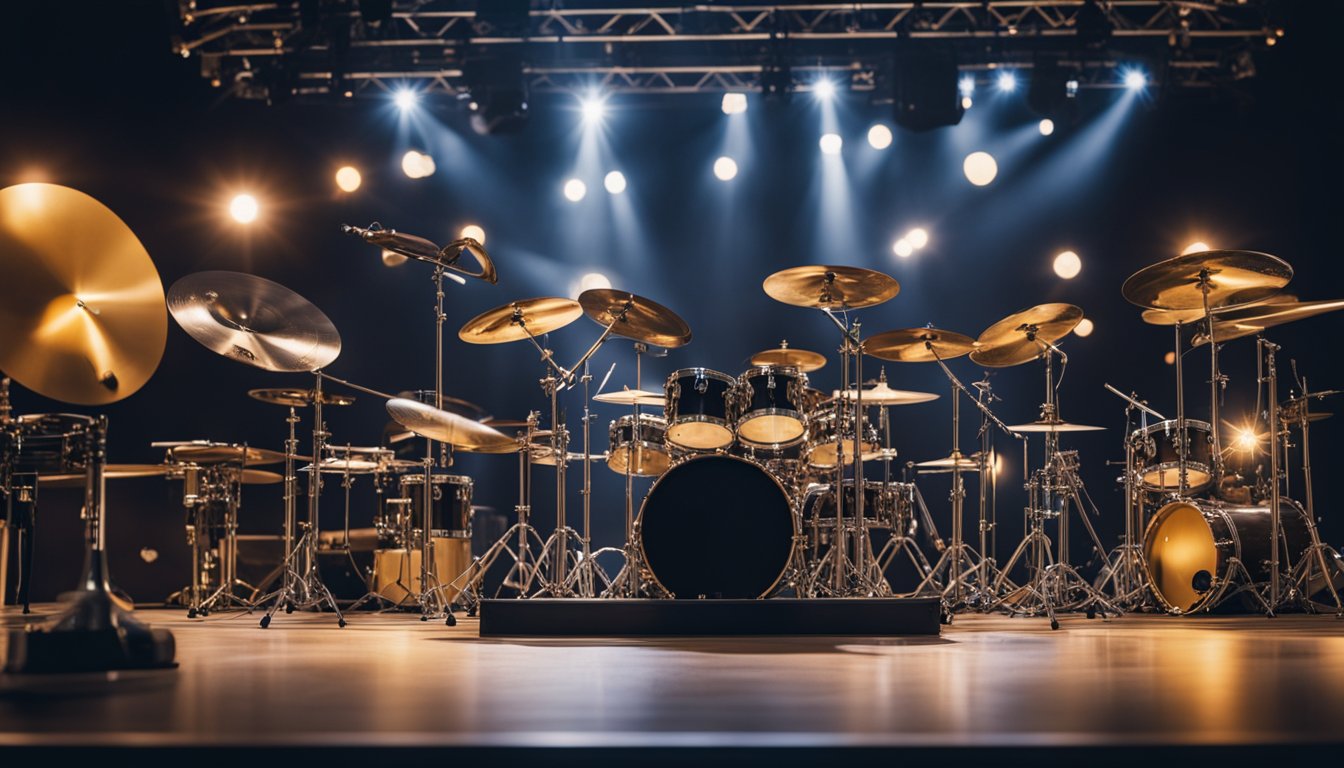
[750,341,827,372]
[1121,250,1292,311]
[578,289,692,348]
[0,183,167,405]
[1140,294,1297,326]
[386,398,516,451]
[458,297,583,344]
[1193,298,1344,346]
[866,328,976,363]
[762,265,900,310]
[969,303,1083,368]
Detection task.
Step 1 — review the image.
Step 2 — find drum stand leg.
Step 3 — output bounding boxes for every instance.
[1094,414,1154,610]
[994,506,1060,628]
[1277,375,1344,617]
[564,362,610,598]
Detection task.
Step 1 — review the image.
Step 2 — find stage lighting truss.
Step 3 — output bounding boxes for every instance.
[174,1,1278,102]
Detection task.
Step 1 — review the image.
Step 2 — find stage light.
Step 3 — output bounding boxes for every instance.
[713,156,738,181]
[393,88,418,111]
[381,249,408,267]
[460,224,485,245]
[819,133,843,155]
[721,93,748,115]
[401,150,435,179]
[579,272,611,293]
[1053,250,1082,279]
[959,75,975,97]
[1074,318,1094,337]
[580,94,606,125]
[1232,426,1261,452]
[962,96,973,109]
[335,166,362,193]
[1182,241,1210,255]
[892,239,914,258]
[813,78,836,101]
[906,228,929,249]
[563,178,587,202]
[1164,351,1176,365]
[1123,68,1147,91]
[1039,118,1055,136]
[604,171,627,195]
[229,194,258,224]
[963,152,998,186]
[867,124,893,150]
[997,71,1017,93]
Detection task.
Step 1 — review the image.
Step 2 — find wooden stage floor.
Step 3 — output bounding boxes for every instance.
[3,606,1344,762]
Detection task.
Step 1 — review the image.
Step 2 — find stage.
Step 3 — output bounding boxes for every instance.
[3,607,1343,763]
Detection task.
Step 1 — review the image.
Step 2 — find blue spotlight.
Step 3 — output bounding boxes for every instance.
[1123,68,1148,91]
[813,78,836,101]
[958,75,975,97]
[393,87,418,111]
[996,71,1017,93]
[580,92,606,125]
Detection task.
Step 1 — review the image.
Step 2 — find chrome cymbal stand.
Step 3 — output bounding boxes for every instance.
[871,380,936,589]
[968,375,1016,610]
[1095,384,1164,609]
[604,343,657,599]
[566,360,613,597]
[183,456,255,617]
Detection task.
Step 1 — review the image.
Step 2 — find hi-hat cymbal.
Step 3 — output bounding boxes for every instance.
[248,388,356,408]
[458,297,583,344]
[838,381,940,406]
[1121,250,1292,312]
[0,183,167,405]
[578,289,692,348]
[1193,299,1344,346]
[1141,294,1297,326]
[386,398,515,451]
[167,271,341,372]
[750,341,827,372]
[970,304,1083,368]
[762,265,900,310]
[38,464,170,487]
[866,328,976,363]
[1008,419,1106,433]
[593,388,666,407]
[165,443,289,466]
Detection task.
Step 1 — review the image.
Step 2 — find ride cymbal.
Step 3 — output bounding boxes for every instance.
[386,398,515,451]
[762,265,900,310]
[866,328,976,363]
[248,388,356,408]
[459,297,583,344]
[1121,250,1292,311]
[750,341,827,372]
[1193,298,1344,346]
[970,304,1082,368]
[578,289,692,348]
[837,381,939,406]
[0,183,167,405]
[1141,294,1297,326]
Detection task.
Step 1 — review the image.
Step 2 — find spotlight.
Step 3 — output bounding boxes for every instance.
[578,272,611,294]
[996,71,1017,93]
[335,166,362,192]
[1164,351,1176,365]
[893,48,965,131]
[813,78,836,101]
[905,228,929,249]
[580,94,606,125]
[819,133,843,155]
[460,224,486,245]
[961,96,973,110]
[393,88,418,111]
[1123,68,1147,91]
[563,179,587,202]
[713,156,738,181]
[401,150,435,179]
[721,93,748,115]
[1053,250,1082,279]
[381,249,408,267]
[1233,426,1260,452]
[963,152,998,186]
[1039,118,1055,136]
[867,124,893,150]
[1074,318,1094,337]
[892,239,914,258]
[1182,241,1211,256]
[958,75,975,97]
[229,194,259,224]
[604,171,627,195]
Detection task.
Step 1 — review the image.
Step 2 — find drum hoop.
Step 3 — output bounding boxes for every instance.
[667,368,735,385]
[400,474,473,487]
[1132,418,1213,439]
[740,365,802,379]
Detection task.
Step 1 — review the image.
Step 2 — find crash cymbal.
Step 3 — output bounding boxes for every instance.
[1141,294,1297,326]
[479,418,534,429]
[167,271,341,372]
[916,453,982,472]
[248,388,356,408]
[866,328,976,363]
[593,388,666,407]
[969,304,1083,368]
[166,443,289,466]
[458,297,583,345]
[838,381,940,406]
[241,469,283,485]
[762,265,900,310]
[0,183,167,405]
[750,341,827,372]
[1193,299,1344,346]
[1008,419,1106,433]
[38,464,170,487]
[386,398,515,451]
[402,392,490,421]
[1121,250,1292,312]
[578,289,692,348]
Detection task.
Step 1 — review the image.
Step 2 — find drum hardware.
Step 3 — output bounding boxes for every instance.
[565,361,613,598]
[1094,383,1167,609]
[343,222,497,285]
[735,365,810,449]
[665,368,738,451]
[969,376,1014,609]
[1276,378,1344,615]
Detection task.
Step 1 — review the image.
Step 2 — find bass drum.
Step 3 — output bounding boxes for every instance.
[639,454,796,599]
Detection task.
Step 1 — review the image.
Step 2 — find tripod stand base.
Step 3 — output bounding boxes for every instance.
[5,589,177,674]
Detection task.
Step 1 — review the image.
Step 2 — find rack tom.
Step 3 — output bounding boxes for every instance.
[1132,419,1213,494]
[735,365,809,449]
[664,368,736,451]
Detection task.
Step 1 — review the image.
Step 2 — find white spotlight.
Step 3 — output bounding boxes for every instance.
[229,194,258,224]
[906,228,929,249]
[1053,250,1083,279]
[892,239,914,258]
[1074,318,1095,337]
[867,124,893,150]
[961,96,973,110]
[563,178,587,202]
[959,75,975,97]
[401,150,434,179]
[713,156,738,181]
[460,224,486,245]
[813,78,836,101]
[581,94,606,124]
[393,88,418,111]
[1123,69,1147,91]
[1038,118,1055,136]
[604,170,627,195]
[963,151,998,186]
[819,133,843,155]
[335,165,362,193]
[996,71,1017,93]
[1182,241,1211,255]
[721,93,748,115]
[577,272,612,296]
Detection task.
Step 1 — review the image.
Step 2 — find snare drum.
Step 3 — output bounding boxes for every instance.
[665,368,737,451]
[397,474,474,538]
[3,414,93,475]
[801,480,912,530]
[607,413,671,476]
[803,407,879,468]
[735,365,809,448]
[1132,419,1213,494]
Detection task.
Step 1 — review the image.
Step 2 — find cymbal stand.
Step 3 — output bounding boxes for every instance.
[0,375,36,614]
[1095,384,1164,608]
[1279,371,1344,615]
[182,455,255,617]
[605,343,667,599]
[871,385,936,589]
[565,360,612,597]
[969,375,1016,609]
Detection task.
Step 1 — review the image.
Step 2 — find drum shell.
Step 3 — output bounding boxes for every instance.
[664,368,737,451]
[398,474,473,538]
[372,537,472,604]
[802,480,912,530]
[607,413,671,477]
[3,413,92,475]
[1132,419,1214,494]
[734,366,808,448]
[803,407,879,468]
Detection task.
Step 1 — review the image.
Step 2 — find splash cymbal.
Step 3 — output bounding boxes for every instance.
[167,271,341,372]
[750,341,827,372]
[386,398,515,451]
[1008,419,1106,433]
[969,304,1083,368]
[866,328,976,363]
[1121,250,1292,312]
[248,388,356,408]
[0,183,167,405]
[762,265,900,310]
[458,297,583,344]
[578,289,692,348]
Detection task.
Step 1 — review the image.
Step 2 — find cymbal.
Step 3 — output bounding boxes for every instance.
[0,183,167,405]
[533,450,610,466]
[38,464,170,487]
[750,342,827,372]
[479,418,533,429]
[578,289,692,348]
[301,458,385,475]
[593,388,666,407]
[1121,250,1292,311]
[458,297,583,345]
[386,397,515,451]
[1281,390,1341,424]
[969,304,1082,368]
[166,443,288,466]
[762,265,900,310]
[1193,299,1344,346]
[241,469,283,485]
[916,453,982,472]
[1141,294,1297,326]
[866,328,976,363]
[838,381,939,406]
[1008,419,1106,433]
[248,388,356,408]
[167,271,341,372]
